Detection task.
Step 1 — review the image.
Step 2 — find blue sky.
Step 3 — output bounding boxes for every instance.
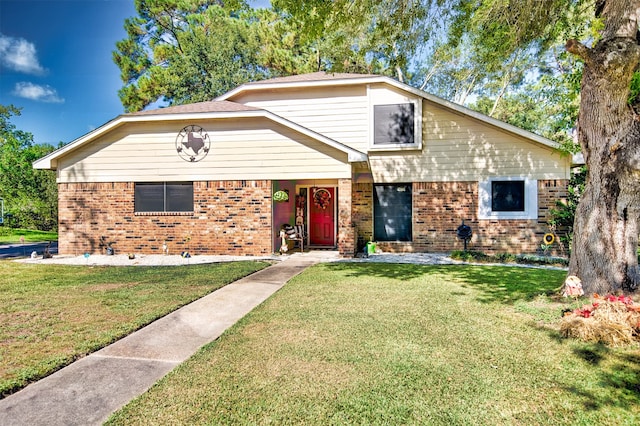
[0,0,270,146]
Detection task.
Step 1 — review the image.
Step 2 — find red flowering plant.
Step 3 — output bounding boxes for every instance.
[560,293,640,346]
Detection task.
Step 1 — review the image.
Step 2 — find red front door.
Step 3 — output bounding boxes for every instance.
[309,187,335,246]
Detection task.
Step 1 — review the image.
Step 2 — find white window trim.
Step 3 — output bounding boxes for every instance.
[478,177,538,220]
[368,95,422,151]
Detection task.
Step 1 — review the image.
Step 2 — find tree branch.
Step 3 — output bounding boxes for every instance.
[566,39,590,62]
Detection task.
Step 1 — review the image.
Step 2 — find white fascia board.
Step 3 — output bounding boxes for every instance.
[219,75,560,151]
[33,109,367,170]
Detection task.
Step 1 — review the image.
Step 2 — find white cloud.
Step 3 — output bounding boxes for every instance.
[13,82,64,103]
[0,33,46,75]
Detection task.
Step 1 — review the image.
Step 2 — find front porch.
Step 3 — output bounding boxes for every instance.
[272,179,355,256]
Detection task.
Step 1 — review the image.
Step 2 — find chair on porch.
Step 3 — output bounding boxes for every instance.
[280,224,306,253]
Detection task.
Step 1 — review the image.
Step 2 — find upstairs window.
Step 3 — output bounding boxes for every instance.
[135,182,193,213]
[373,103,415,146]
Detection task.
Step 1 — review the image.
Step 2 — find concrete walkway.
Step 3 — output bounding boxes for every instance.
[0,252,332,426]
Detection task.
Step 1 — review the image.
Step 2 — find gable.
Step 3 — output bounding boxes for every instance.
[222,84,371,153]
[369,100,571,183]
[54,117,354,183]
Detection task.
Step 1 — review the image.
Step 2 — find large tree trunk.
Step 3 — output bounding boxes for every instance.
[566,1,640,295]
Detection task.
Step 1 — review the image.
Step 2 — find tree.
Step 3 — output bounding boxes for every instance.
[113,0,269,112]
[271,0,453,80]
[0,105,58,230]
[564,1,640,294]
[443,0,639,295]
[114,0,455,112]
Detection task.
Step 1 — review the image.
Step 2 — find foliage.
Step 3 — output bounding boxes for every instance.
[0,228,58,244]
[0,105,58,230]
[450,250,568,266]
[450,249,569,267]
[0,260,269,397]
[113,1,268,112]
[106,263,639,424]
[114,0,466,111]
[560,294,640,347]
[548,165,587,251]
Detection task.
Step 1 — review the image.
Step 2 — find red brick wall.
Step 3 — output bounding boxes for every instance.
[58,180,273,256]
[337,178,355,256]
[353,182,374,251]
[353,180,568,255]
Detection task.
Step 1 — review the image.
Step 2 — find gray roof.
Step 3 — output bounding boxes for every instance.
[127,100,260,116]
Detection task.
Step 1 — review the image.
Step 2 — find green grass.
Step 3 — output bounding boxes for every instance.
[0,228,58,244]
[107,263,639,425]
[0,260,270,397]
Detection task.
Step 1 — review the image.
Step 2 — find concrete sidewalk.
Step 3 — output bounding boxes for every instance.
[0,252,331,426]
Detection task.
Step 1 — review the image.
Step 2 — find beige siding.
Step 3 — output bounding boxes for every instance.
[232,85,370,152]
[57,118,351,183]
[369,101,571,182]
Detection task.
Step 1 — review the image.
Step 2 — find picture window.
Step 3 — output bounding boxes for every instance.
[478,178,537,220]
[134,182,193,213]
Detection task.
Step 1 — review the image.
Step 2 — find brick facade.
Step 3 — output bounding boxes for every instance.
[353,182,374,251]
[57,178,567,257]
[337,178,356,256]
[352,179,568,255]
[58,180,273,256]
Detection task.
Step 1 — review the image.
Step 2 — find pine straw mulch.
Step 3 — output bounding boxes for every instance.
[560,294,640,347]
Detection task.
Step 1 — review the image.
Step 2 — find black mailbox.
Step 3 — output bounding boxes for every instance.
[456,220,472,251]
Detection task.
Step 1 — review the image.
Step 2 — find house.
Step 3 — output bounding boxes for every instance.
[34,72,570,257]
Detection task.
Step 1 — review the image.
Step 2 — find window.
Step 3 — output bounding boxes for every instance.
[478,177,537,219]
[374,184,412,241]
[135,182,193,213]
[491,180,525,212]
[373,103,415,146]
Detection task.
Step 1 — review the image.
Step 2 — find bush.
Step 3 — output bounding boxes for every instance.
[450,250,490,262]
[450,250,568,267]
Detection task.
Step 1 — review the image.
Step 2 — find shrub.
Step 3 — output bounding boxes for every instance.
[450,250,568,267]
[450,250,490,262]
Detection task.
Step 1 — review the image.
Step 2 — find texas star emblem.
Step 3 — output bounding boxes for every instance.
[176,125,210,162]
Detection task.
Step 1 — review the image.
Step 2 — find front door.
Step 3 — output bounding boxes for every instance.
[309,187,335,246]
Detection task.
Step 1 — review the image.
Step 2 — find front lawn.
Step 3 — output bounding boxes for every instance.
[0,260,270,397]
[107,263,639,425]
[0,228,58,244]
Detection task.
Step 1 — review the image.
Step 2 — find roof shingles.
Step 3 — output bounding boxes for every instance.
[127,100,260,116]
[244,71,378,86]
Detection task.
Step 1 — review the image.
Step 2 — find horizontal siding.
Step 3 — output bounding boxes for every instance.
[234,86,370,152]
[57,118,351,183]
[370,101,570,182]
